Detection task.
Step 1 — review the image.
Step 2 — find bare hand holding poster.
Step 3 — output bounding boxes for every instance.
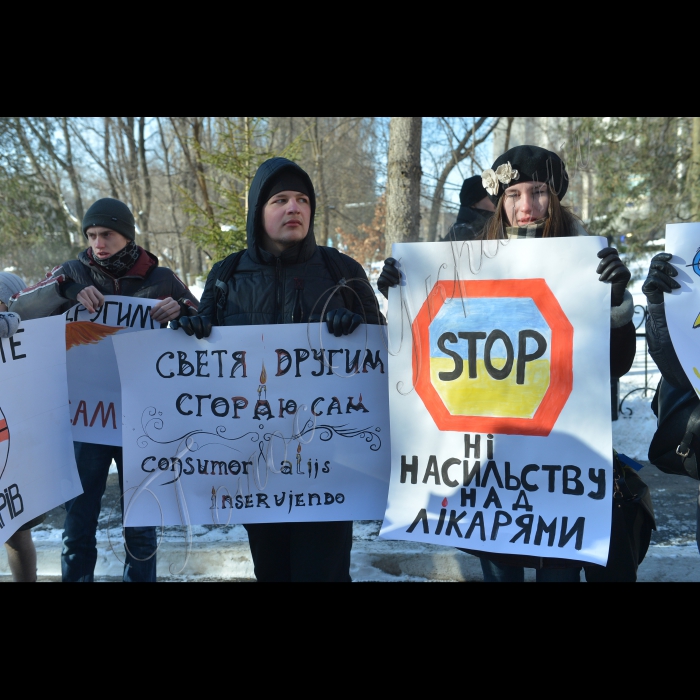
[113,324,390,526]
[664,224,700,393]
[0,316,82,545]
[66,295,161,446]
[380,238,614,566]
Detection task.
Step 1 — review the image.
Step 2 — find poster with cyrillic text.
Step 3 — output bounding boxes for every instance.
[380,237,613,566]
[0,316,82,545]
[66,295,161,446]
[113,324,390,526]
[664,224,700,394]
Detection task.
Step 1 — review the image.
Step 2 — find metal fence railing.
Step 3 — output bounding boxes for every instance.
[616,305,656,420]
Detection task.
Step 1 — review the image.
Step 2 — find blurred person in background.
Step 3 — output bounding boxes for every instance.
[443,175,496,242]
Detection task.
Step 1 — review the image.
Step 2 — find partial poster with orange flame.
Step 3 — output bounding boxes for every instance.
[65,296,162,447]
[0,316,82,544]
[113,323,391,526]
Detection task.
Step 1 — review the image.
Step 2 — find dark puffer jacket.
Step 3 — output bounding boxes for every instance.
[442,208,493,242]
[9,247,198,320]
[197,157,382,328]
[646,300,699,459]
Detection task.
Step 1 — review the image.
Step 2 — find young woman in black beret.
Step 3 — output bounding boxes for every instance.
[472,145,649,582]
[379,145,649,583]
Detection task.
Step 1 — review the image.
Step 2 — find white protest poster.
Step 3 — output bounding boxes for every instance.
[380,237,614,566]
[0,316,82,545]
[664,224,700,392]
[113,324,391,526]
[66,295,160,446]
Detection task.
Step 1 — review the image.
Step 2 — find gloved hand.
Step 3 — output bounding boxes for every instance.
[597,247,631,307]
[642,252,680,305]
[377,258,401,300]
[170,315,213,340]
[0,312,20,339]
[325,308,362,337]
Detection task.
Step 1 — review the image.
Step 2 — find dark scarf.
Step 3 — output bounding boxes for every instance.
[90,241,140,277]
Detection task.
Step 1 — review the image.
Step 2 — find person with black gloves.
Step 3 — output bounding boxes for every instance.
[643,252,700,555]
[9,197,200,583]
[444,175,496,242]
[174,157,383,582]
[379,145,643,582]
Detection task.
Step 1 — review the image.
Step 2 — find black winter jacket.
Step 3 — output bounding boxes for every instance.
[646,300,698,451]
[443,208,493,242]
[197,158,382,328]
[9,247,198,320]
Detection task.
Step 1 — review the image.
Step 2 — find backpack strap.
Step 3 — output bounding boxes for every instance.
[213,250,246,326]
[318,246,355,312]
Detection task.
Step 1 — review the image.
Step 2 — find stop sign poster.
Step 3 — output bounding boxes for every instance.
[664,224,700,393]
[380,237,614,566]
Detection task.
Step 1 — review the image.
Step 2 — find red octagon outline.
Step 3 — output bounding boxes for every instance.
[413,279,573,437]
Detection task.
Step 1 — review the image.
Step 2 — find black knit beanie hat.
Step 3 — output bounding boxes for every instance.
[460,175,489,208]
[262,170,312,203]
[82,198,136,241]
[482,145,569,205]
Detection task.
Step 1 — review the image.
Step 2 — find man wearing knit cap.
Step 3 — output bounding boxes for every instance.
[10,197,199,583]
[175,157,384,582]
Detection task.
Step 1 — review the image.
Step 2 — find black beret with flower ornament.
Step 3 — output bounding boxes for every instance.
[482,145,569,204]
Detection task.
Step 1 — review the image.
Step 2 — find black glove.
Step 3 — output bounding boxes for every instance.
[642,252,680,305]
[377,258,401,300]
[597,247,631,307]
[170,315,213,340]
[325,308,362,338]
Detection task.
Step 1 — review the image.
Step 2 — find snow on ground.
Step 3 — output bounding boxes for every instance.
[612,248,661,461]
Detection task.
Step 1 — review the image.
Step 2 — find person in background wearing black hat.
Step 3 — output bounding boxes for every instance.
[378,145,647,583]
[377,176,495,297]
[173,157,383,582]
[10,198,199,583]
[0,271,44,582]
[443,175,495,242]
[641,254,700,556]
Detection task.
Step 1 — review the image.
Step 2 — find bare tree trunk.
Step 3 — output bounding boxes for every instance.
[691,117,700,221]
[103,118,120,199]
[504,117,515,151]
[60,117,84,224]
[385,117,422,256]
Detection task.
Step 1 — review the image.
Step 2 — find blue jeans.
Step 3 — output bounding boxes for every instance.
[62,442,157,583]
[480,557,581,583]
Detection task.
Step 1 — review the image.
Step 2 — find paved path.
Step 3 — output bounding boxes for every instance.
[2,463,698,582]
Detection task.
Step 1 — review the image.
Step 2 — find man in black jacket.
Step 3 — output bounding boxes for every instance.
[175,157,383,582]
[10,197,199,582]
[643,252,700,554]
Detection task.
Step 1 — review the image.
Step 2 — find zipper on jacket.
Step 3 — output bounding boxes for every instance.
[274,258,282,324]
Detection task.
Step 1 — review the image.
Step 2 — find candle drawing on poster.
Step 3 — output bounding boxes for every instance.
[66,295,162,447]
[664,223,700,394]
[0,316,82,545]
[379,237,615,566]
[112,323,391,527]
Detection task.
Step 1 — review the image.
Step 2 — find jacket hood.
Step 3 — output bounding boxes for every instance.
[246,157,317,265]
